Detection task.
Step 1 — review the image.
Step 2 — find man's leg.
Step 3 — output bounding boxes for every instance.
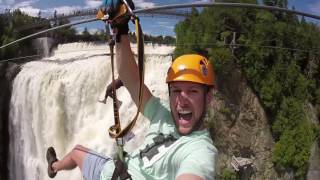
[52,144,88,172]
[47,144,111,180]
[47,144,89,178]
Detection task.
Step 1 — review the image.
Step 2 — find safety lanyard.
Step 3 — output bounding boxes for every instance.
[97,1,145,162]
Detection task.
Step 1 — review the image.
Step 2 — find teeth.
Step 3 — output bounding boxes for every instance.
[178,110,191,114]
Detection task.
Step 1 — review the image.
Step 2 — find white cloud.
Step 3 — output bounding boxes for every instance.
[88,28,101,34]
[157,21,170,26]
[156,21,174,30]
[4,0,15,5]
[11,2,82,17]
[9,0,42,17]
[18,6,41,16]
[76,27,102,35]
[309,1,320,15]
[134,0,155,9]
[75,26,85,34]
[85,0,102,8]
[51,5,83,15]
[2,0,98,17]
[85,0,156,9]
[192,0,213,3]
[3,0,37,6]
[13,0,34,7]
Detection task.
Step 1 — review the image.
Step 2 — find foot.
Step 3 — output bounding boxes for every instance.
[46,147,58,178]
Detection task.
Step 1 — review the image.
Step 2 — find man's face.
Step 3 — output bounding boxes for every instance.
[169,81,210,135]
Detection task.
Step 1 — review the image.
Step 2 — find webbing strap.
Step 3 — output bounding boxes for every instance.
[108,39,122,137]
[111,159,132,180]
[97,3,144,179]
[108,17,144,139]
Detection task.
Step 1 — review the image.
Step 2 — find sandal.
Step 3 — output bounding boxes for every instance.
[46,147,58,178]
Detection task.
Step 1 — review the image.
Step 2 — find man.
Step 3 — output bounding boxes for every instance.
[46,1,217,180]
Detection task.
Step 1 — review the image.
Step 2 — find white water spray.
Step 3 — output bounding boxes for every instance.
[8,42,174,180]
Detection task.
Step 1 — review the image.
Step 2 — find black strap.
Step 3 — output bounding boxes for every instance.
[111,159,132,180]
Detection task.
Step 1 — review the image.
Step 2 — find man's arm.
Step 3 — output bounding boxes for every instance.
[116,34,152,112]
[175,145,217,180]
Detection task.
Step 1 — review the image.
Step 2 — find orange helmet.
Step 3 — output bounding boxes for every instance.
[166,54,215,86]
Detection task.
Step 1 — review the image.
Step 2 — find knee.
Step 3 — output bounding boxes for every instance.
[72,144,89,159]
[74,144,84,150]
[73,144,88,152]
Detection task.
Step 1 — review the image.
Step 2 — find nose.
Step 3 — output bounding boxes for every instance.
[177,91,188,105]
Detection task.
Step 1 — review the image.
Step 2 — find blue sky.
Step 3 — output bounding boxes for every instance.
[0,0,320,36]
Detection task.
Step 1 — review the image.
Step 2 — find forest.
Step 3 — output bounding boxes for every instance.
[174,0,320,178]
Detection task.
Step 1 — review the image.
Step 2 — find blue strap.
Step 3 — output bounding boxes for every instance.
[103,0,121,11]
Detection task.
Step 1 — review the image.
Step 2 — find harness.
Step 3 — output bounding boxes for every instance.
[97,1,145,179]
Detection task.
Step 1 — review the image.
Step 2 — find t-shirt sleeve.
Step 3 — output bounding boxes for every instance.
[143,96,171,124]
[143,96,161,120]
[176,147,217,180]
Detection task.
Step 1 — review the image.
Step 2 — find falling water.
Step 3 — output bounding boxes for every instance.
[8,42,174,180]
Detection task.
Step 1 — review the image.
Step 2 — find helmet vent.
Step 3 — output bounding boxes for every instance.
[200,60,208,77]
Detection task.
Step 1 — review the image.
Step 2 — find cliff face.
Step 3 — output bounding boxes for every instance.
[210,63,278,179]
[211,62,320,180]
[307,104,320,180]
[0,63,20,180]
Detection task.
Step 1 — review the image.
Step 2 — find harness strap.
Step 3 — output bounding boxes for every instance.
[108,17,144,180]
[97,2,144,179]
[108,17,144,139]
[111,159,132,180]
[108,34,131,180]
[109,40,121,135]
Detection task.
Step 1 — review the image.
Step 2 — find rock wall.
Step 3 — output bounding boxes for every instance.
[210,62,278,179]
[307,104,320,180]
[0,63,20,180]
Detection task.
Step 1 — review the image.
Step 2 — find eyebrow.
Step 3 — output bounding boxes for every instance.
[170,84,202,89]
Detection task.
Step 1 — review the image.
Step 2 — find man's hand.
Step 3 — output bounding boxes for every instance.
[103,0,135,41]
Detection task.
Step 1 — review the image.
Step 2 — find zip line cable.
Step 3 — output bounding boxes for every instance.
[174,43,320,53]
[1,42,319,63]
[0,18,97,49]
[134,2,320,20]
[0,55,41,63]
[1,3,320,50]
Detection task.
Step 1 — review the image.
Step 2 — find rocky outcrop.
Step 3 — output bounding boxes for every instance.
[307,104,320,180]
[0,63,20,180]
[210,62,320,180]
[210,62,278,179]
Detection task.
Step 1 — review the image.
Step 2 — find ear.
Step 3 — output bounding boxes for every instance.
[206,87,214,104]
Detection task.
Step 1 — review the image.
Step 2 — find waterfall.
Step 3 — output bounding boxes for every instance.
[32,37,55,57]
[8,42,174,180]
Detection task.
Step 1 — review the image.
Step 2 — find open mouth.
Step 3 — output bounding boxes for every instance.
[178,110,192,125]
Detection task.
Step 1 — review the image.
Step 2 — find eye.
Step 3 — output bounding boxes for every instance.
[172,89,181,94]
[189,89,199,94]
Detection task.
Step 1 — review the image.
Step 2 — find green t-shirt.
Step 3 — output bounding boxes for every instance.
[101,96,218,180]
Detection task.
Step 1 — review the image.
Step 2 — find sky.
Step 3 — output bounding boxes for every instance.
[0,0,320,36]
